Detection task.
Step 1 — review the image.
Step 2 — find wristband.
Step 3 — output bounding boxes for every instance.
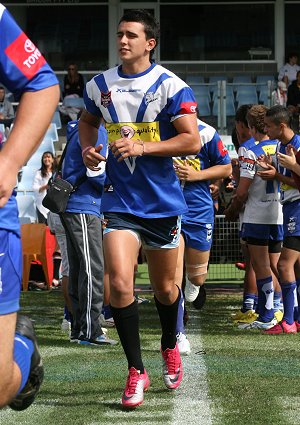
[81,146,93,158]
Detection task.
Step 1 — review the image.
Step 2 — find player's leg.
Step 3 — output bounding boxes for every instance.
[0,313,21,407]
[104,224,149,408]
[0,230,43,410]
[146,246,183,390]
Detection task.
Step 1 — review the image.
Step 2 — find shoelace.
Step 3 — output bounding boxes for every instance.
[164,349,177,374]
[126,370,140,395]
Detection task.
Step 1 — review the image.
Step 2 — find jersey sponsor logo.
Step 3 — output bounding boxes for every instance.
[106,122,160,143]
[106,122,160,174]
[217,140,228,157]
[101,91,112,107]
[5,33,46,79]
[179,101,197,114]
[144,92,159,105]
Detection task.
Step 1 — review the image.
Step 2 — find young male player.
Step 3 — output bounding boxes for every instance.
[79,9,200,408]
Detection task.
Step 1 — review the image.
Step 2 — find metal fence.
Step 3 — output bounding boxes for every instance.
[207,215,244,282]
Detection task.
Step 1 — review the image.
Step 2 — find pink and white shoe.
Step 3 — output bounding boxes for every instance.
[122,367,150,408]
[161,344,183,389]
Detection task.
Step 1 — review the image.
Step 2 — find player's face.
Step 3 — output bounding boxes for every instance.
[264,116,281,140]
[117,21,155,66]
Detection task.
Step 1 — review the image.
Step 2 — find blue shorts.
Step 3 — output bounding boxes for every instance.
[283,200,300,238]
[242,223,283,242]
[181,222,214,251]
[103,212,181,249]
[0,230,22,314]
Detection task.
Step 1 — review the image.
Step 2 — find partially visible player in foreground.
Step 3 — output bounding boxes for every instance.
[79,9,200,408]
[174,118,231,354]
[0,4,59,410]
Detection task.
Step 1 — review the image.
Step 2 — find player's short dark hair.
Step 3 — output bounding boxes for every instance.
[235,104,253,126]
[265,105,292,127]
[119,9,160,59]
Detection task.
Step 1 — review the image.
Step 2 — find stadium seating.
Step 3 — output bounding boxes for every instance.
[62,96,85,109]
[232,75,252,91]
[198,96,211,117]
[17,166,36,193]
[186,75,205,85]
[52,110,62,130]
[16,194,37,223]
[212,96,236,116]
[236,85,258,106]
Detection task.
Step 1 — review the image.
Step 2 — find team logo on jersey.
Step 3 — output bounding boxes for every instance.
[179,102,197,115]
[101,91,111,108]
[104,184,114,192]
[288,216,297,233]
[5,32,46,79]
[144,92,158,105]
[217,140,228,157]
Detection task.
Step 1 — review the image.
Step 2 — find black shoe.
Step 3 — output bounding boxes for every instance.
[192,285,207,310]
[9,315,44,411]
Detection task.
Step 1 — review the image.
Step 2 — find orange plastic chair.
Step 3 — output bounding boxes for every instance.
[21,223,56,291]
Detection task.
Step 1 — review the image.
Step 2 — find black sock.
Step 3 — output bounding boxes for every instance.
[154,287,180,351]
[53,258,61,280]
[110,301,144,373]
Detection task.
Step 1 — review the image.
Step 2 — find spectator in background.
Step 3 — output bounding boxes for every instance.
[287,70,300,133]
[271,81,287,107]
[59,63,85,122]
[32,151,55,224]
[278,52,300,87]
[60,120,117,347]
[63,63,84,98]
[0,85,15,128]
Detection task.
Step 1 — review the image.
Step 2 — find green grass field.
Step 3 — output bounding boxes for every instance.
[2,268,300,425]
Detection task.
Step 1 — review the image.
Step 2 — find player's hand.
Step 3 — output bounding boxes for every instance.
[173,159,199,182]
[110,137,144,161]
[256,153,273,170]
[0,155,19,208]
[82,144,106,170]
[277,145,297,171]
[257,163,277,180]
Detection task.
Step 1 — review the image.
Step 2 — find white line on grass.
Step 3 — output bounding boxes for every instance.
[172,313,213,425]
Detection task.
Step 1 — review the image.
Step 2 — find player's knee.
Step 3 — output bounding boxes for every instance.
[186,262,208,286]
[109,276,132,299]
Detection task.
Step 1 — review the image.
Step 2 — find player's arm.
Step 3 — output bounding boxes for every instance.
[79,110,106,170]
[174,160,232,182]
[0,85,60,207]
[224,176,252,221]
[110,114,201,161]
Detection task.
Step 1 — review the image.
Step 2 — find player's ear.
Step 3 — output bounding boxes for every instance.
[147,38,156,52]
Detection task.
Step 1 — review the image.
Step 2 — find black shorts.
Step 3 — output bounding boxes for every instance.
[103,212,181,249]
[283,236,300,252]
[244,237,283,253]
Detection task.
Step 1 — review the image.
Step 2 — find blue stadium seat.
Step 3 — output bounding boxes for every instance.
[191,85,211,100]
[63,96,85,109]
[16,194,37,223]
[17,166,36,193]
[258,86,272,105]
[52,110,62,130]
[232,75,252,91]
[212,96,236,116]
[236,85,258,103]
[186,75,205,85]
[256,75,275,85]
[45,123,58,142]
[198,96,211,117]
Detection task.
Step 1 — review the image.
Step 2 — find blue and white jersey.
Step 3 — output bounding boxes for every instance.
[84,63,197,218]
[238,137,256,167]
[175,119,231,224]
[240,139,283,225]
[277,134,300,204]
[0,4,58,235]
